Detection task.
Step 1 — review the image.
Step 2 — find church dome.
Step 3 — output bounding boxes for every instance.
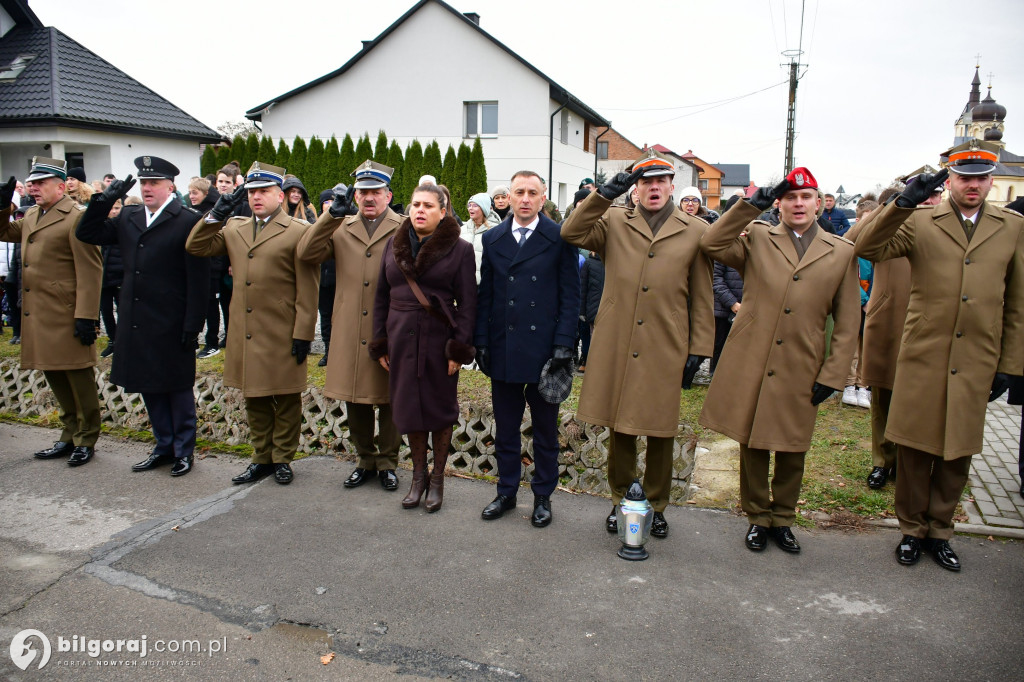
[973,88,1007,122]
[984,126,1003,142]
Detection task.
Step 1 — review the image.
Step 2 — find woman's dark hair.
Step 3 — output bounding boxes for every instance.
[410,183,446,209]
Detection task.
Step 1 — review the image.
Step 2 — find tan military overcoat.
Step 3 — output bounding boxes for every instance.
[186,208,319,397]
[560,192,715,437]
[295,208,401,404]
[0,196,101,370]
[699,201,860,452]
[845,211,911,390]
[854,199,1024,459]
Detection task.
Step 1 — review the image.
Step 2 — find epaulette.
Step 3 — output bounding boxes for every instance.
[999,206,1023,219]
[748,219,774,228]
[75,203,86,211]
[834,235,855,246]
[183,205,200,215]
[292,218,310,226]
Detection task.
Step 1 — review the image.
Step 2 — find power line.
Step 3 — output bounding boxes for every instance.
[629,80,790,130]
[598,81,789,112]
[768,0,780,57]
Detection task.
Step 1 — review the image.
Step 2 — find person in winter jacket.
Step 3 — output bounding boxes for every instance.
[460,191,499,282]
[283,176,317,223]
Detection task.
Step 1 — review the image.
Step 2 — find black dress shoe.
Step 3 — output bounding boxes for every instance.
[275,463,293,485]
[867,466,888,489]
[232,463,273,484]
[132,452,175,471]
[531,495,552,528]
[317,354,328,367]
[745,524,768,551]
[896,535,922,565]
[925,538,961,572]
[770,526,801,553]
[34,440,73,459]
[343,467,375,488]
[170,455,194,477]
[67,446,94,467]
[481,494,517,520]
[379,469,398,491]
[606,506,618,533]
[651,511,669,538]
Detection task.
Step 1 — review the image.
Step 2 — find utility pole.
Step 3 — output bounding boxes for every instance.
[783,56,799,175]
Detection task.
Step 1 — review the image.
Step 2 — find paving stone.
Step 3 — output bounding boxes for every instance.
[973,487,993,502]
[978,470,999,484]
[993,496,1018,513]
[976,499,1000,517]
[989,485,1008,499]
[986,517,1024,529]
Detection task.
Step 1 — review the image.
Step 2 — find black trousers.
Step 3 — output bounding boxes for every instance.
[219,278,232,337]
[100,285,119,341]
[203,286,220,348]
[143,389,197,459]
[491,380,560,498]
[318,283,335,347]
[711,315,732,374]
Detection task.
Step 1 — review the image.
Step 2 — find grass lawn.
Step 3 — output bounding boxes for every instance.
[0,335,922,522]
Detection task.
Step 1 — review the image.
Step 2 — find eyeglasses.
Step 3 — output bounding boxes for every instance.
[680,197,701,204]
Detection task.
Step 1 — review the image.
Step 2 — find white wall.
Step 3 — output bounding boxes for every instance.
[0,127,203,192]
[0,5,15,38]
[258,2,597,209]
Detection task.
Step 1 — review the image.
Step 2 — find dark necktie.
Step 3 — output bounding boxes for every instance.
[517,227,528,246]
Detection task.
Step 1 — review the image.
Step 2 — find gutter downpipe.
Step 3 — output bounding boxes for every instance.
[549,95,569,196]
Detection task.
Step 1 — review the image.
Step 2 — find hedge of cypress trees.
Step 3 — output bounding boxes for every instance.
[204,132,489,215]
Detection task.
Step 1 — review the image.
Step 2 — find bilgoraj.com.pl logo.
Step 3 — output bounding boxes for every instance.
[8,629,227,670]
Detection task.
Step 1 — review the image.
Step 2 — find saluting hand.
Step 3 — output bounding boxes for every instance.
[597,167,645,201]
[211,184,247,221]
[748,178,791,212]
[896,168,949,208]
[328,184,357,218]
[101,174,136,204]
[0,176,16,209]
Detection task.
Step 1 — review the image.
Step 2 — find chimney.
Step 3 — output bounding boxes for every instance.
[463,12,480,25]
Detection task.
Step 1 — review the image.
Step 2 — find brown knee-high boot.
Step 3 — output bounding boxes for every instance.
[403,432,429,509]
[424,426,452,513]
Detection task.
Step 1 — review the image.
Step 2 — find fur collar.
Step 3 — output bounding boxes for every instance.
[392,215,462,279]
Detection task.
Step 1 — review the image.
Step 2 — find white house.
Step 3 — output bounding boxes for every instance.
[245,0,609,212]
[0,0,221,187]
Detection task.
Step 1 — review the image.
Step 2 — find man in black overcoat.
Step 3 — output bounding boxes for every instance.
[77,156,209,477]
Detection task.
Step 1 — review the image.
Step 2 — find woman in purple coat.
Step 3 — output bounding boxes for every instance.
[369,184,477,513]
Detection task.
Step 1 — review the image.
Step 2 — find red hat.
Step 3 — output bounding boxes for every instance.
[783,167,818,192]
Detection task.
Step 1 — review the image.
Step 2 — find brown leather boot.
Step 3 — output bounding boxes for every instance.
[424,426,452,513]
[402,432,429,509]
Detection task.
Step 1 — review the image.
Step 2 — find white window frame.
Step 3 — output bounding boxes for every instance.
[465,101,499,138]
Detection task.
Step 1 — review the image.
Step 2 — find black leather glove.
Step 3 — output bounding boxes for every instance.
[550,345,574,370]
[810,382,837,406]
[0,176,16,209]
[100,174,136,204]
[475,346,490,375]
[181,331,199,351]
[989,372,1012,402]
[328,184,357,218]
[682,355,706,389]
[597,168,645,200]
[74,319,97,346]
[291,339,311,365]
[748,179,792,212]
[896,168,948,208]
[211,184,247,221]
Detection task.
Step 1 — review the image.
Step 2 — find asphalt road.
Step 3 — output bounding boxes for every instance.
[1,421,1021,681]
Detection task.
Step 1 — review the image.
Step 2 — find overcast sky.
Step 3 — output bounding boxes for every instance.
[33,0,1024,195]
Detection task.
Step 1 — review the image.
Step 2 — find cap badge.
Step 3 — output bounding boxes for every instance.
[143,156,151,167]
[794,173,805,187]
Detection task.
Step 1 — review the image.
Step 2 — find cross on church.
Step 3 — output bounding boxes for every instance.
[974,53,982,67]
[987,72,995,87]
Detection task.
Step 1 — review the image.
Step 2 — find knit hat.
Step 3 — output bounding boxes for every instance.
[490,185,509,198]
[67,167,86,183]
[468,192,492,218]
[679,186,701,200]
[573,188,591,207]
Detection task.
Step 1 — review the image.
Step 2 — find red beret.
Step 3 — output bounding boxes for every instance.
[783,167,818,192]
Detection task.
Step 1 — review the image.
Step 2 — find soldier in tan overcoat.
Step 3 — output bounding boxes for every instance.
[846,179,943,491]
[296,160,404,492]
[0,159,103,466]
[855,140,1024,572]
[700,167,860,555]
[186,162,319,486]
[561,150,715,539]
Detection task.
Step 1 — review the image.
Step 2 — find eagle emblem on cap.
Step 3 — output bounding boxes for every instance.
[143,156,151,166]
[794,172,805,186]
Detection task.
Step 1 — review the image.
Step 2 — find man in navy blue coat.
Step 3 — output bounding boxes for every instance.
[77,156,209,477]
[474,170,580,528]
